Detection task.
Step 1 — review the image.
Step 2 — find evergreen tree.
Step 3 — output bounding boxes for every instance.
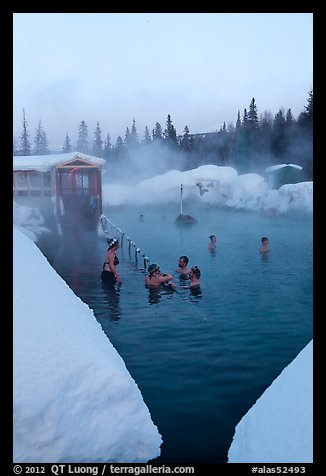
[237,108,250,168]
[152,122,163,142]
[217,122,229,165]
[271,108,286,158]
[62,132,72,153]
[247,98,261,168]
[248,97,259,130]
[19,109,31,156]
[33,120,49,155]
[235,110,241,132]
[104,133,113,156]
[296,91,313,179]
[297,90,313,130]
[142,126,152,145]
[93,121,103,156]
[115,136,124,157]
[259,111,273,165]
[77,120,89,153]
[164,114,178,147]
[124,127,131,147]
[129,118,139,148]
[180,125,193,151]
[285,108,295,126]
[242,108,249,129]
[233,111,242,166]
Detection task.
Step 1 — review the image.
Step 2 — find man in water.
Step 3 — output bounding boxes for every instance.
[176,255,190,276]
[208,235,217,250]
[259,237,270,253]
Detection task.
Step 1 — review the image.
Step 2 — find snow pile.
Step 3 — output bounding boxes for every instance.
[102,165,313,214]
[13,227,162,463]
[228,340,313,463]
[13,201,51,241]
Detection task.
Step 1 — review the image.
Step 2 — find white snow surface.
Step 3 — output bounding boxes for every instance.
[13,227,162,463]
[265,163,303,172]
[13,151,106,171]
[228,341,313,463]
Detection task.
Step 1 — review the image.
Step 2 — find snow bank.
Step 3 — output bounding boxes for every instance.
[13,227,162,463]
[227,340,313,463]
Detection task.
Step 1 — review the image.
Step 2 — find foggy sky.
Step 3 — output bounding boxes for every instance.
[13,13,313,151]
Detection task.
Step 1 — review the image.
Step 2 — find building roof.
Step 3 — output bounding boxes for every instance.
[265,164,303,173]
[13,151,106,172]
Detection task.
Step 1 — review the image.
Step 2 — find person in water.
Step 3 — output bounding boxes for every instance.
[101,238,122,285]
[208,234,217,250]
[176,255,190,275]
[145,263,176,287]
[188,266,201,287]
[259,236,270,253]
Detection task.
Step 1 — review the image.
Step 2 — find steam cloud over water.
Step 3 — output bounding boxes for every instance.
[13,164,313,241]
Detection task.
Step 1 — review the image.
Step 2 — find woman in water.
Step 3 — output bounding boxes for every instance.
[101,238,122,285]
[188,266,201,287]
[145,263,176,287]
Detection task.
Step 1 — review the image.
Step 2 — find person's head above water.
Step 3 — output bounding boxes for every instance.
[190,266,201,279]
[178,255,189,266]
[148,263,160,276]
[107,237,119,250]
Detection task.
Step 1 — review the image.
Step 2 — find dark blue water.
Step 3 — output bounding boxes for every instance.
[52,204,313,463]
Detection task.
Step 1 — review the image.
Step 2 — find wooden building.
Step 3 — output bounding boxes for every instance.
[13,152,106,233]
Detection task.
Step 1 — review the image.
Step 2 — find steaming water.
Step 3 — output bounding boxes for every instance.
[51,203,312,463]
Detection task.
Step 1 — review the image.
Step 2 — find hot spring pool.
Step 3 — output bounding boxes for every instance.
[52,204,313,463]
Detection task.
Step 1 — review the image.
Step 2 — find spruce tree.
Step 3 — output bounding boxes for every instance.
[180,125,193,151]
[271,109,286,158]
[19,109,31,156]
[104,133,113,157]
[164,114,178,147]
[129,118,139,148]
[248,97,259,130]
[152,123,163,142]
[115,136,124,157]
[33,120,49,155]
[77,120,89,153]
[235,110,241,132]
[62,133,72,153]
[259,111,273,165]
[93,121,103,156]
[298,90,313,130]
[142,126,152,145]
[124,127,131,147]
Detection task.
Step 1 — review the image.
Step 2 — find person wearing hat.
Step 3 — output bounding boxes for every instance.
[101,238,122,285]
[145,263,175,287]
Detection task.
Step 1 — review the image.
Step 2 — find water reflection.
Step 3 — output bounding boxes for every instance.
[260,251,269,264]
[146,285,176,305]
[189,286,202,302]
[101,282,122,320]
[178,274,189,286]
